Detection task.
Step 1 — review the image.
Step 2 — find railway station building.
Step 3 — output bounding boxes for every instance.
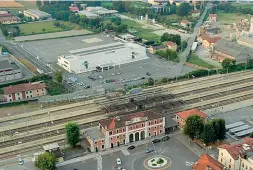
[83,110,165,152]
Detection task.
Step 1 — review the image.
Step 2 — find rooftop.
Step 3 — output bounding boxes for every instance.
[200,35,221,44]
[3,81,46,94]
[77,10,98,17]
[0,60,19,71]
[218,137,253,160]
[0,16,18,21]
[209,14,217,18]
[164,41,177,47]
[176,108,207,120]
[238,36,253,45]
[191,10,201,14]
[25,9,51,17]
[214,39,253,63]
[85,6,118,15]
[99,110,164,130]
[192,154,224,170]
[181,19,190,24]
[84,127,105,141]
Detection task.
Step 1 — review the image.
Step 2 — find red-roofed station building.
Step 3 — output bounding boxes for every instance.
[218,137,253,170]
[3,81,47,102]
[175,109,207,129]
[84,110,165,152]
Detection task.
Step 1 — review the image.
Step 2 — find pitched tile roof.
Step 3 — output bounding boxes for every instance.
[164,41,177,47]
[181,19,190,24]
[209,14,217,18]
[218,137,253,160]
[99,110,164,130]
[200,35,221,44]
[192,154,224,170]
[4,82,46,94]
[176,108,207,121]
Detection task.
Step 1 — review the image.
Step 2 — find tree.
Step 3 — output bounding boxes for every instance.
[54,70,63,84]
[216,119,226,140]
[35,152,56,170]
[36,0,42,7]
[147,77,154,85]
[65,122,80,147]
[160,33,181,45]
[247,58,253,69]
[53,21,60,27]
[184,115,204,139]
[201,123,216,144]
[177,2,191,16]
[221,58,235,70]
[250,132,253,138]
[181,40,187,51]
[42,28,45,32]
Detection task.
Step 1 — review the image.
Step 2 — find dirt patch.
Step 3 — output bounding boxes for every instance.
[18,58,37,73]
[0,1,24,8]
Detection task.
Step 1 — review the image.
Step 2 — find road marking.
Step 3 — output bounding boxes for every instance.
[121,148,130,156]
[185,161,194,166]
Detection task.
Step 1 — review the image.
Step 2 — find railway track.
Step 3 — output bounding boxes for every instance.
[1,71,253,161]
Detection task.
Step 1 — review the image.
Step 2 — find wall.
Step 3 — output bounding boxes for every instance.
[0,69,22,82]
[218,148,240,170]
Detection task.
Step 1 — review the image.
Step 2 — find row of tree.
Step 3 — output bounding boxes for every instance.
[156,49,179,63]
[211,3,253,15]
[184,115,226,145]
[35,122,80,170]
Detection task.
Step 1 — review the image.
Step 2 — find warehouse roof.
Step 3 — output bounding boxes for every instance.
[214,39,253,63]
[0,60,19,71]
[25,9,51,17]
[77,10,98,17]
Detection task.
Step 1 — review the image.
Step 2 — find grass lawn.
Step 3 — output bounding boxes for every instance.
[18,1,38,9]
[231,3,253,10]
[187,54,216,69]
[216,10,248,24]
[122,19,160,42]
[19,21,75,35]
[102,1,113,7]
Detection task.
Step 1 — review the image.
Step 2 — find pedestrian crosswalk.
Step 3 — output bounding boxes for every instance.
[121,149,130,156]
[185,161,194,166]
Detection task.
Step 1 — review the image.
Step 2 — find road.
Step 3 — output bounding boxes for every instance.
[2,42,53,75]
[177,3,212,76]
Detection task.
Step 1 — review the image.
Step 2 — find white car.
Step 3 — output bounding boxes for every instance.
[116,158,122,165]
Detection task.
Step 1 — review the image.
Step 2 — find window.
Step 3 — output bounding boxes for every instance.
[37,90,38,92]
[17,93,19,96]
[123,135,125,137]
[136,125,138,128]
[102,140,104,142]
[142,123,144,127]
[109,131,112,135]
[221,153,223,156]
[154,120,157,124]
[149,133,151,137]
[116,129,119,133]
[242,163,244,168]
[148,128,150,131]
[229,165,231,169]
[102,145,104,149]
[42,93,44,95]
[123,128,125,132]
[18,97,20,100]
[160,125,162,128]
[30,95,32,98]
[30,91,32,93]
[155,126,157,129]
[130,126,132,130]
[111,138,113,140]
[26,92,28,94]
[9,99,12,101]
[117,136,119,139]
[9,95,11,97]
[42,89,44,91]
[230,159,231,162]
[27,96,29,98]
[246,165,248,170]
[149,121,151,125]
[95,142,97,144]
[160,130,162,133]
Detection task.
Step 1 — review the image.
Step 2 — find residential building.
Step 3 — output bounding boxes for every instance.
[24,9,52,20]
[148,45,167,54]
[84,110,165,152]
[0,16,19,24]
[175,108,207,129]
[191,10,201,17]
[213,39,253,63]
[237,36,253,48]
[180,19,190,27]
[77,10,98,19]
[209,14,217,22]
[85,7,118,17]
[0,60,22,82]
[198,35,221,49]
[3,81,47,102]
[218,137,253,170]
[163,41,177,51]
[0,13,13,17]
[69,5,79,12]
[192,154,225,170]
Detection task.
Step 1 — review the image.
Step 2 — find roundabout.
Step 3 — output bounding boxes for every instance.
[143,155,171,170]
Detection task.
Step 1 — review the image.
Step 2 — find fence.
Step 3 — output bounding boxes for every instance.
[38,88,106,103]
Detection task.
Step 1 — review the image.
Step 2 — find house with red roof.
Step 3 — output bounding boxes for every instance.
[218,137,253,170]
[69,5,79,12]
[163,41,177,51]
[209,14,217,22]
[192,154,225,170]
[198,35,221,49]
[84,110,165,152]
[180,19,191,27]
[175,108,207,129]
[3,81,47,102]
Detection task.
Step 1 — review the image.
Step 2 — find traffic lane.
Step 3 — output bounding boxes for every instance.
[58,158,97,170]
[102,151,126,170]
[0,161,37,170]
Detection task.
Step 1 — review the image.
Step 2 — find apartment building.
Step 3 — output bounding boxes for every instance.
[218,137,253,170]
[84,110,165,152]
[3,81,47,102]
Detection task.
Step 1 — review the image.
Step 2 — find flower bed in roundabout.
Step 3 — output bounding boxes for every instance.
[144,156,171,169]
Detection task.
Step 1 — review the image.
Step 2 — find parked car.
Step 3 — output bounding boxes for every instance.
[146,148,154,153]
[152,139,161,144]
[116,158,122,165]
[161,136,170,141]
[127,145,135,150]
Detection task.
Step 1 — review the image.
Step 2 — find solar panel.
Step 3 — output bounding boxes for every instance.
[229,125,251,133]
[225,121,245,130]
[235,128,253,137]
